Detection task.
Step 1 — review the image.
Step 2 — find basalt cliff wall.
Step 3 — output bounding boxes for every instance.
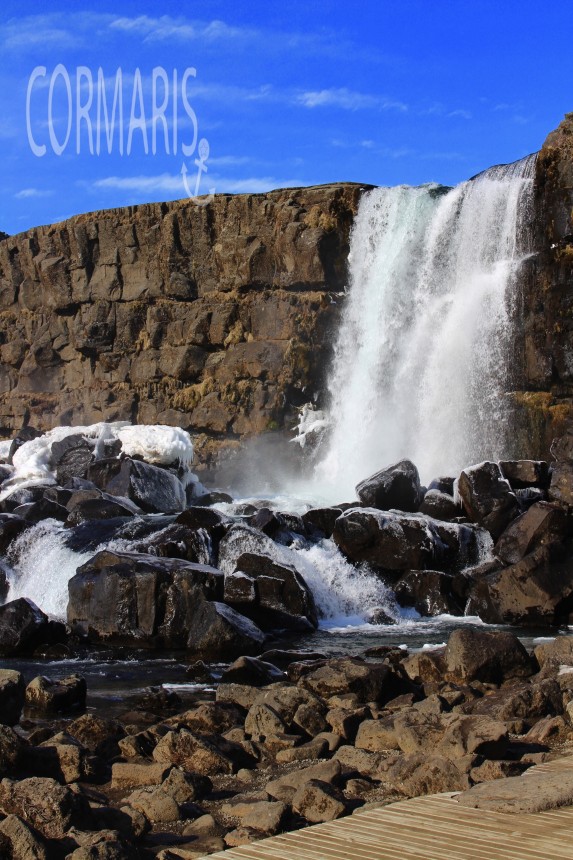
[0,183,369,471]
[3,114,573,473]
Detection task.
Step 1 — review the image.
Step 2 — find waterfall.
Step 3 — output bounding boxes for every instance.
[311,154,536,501]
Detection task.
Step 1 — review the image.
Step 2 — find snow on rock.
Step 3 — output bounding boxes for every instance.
[0,422,195,501]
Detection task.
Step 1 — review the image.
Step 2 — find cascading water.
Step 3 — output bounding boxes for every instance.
[306,155,536,502]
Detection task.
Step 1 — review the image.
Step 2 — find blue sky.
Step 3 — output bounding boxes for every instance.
[1,0,572,235]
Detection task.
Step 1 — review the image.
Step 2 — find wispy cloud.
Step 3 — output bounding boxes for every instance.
[91,171,306,196]
[14,187,52,199]
[298,87,408,112]
[447,109,472,120]
[109,15,257,44]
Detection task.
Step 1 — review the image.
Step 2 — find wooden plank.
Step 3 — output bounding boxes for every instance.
[199,757,573,860]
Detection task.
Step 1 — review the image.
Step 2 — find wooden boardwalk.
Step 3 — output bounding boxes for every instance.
[199,756,573,860]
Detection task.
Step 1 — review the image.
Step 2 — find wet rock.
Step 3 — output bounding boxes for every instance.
[65,493,139,524]
[493,501,567,565]
[428,476,455,495]
[443,628,534,684]
[68,550,223,648]
[418,489,460,521]
[0,669,25,725]
[0,598,64,657]
[0,776,91,839]
[457,461,520,539]
[332,508,478,571]
[465,544,573,625]
[51,434,94,485]
[394,570,462,616]
[25,674,86,715]
[292,779,347,823]
[302,507,343,538]
[356,460,423,512]
[91,457,186,513]
[13,498,69,523]
[0,513,29,554]
[499,460,550,489]
[186,601,265,658]
[221,655,286,686]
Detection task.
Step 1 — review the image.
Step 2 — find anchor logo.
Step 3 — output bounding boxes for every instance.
[181,138,215,206]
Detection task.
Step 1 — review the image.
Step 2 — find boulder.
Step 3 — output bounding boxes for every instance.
[0,599,64,657]
[535,635,573,669]
[185,601,265,658]
[394,570,462,616]
[0,776,91,839]
[0,814,48,860]
[300,657,395,703]
[456,769,573,814]
[0,669,25,725]
[51,434,94,485]
[90,457,186,513]
[66,713,125,757]
[356,460,423,512]
[24,675,86,715]
[217,524,317,630]
[266,759,342,803]
[499,460,550,489]
[302,507,343,538]
[13,498,69,523]
[418,489,460,521]
[465,544,573,625]
[111,762,171,790]
[0,514,29,553]
[221,799,287,835]
[126,786,180,823]
[67,550,223,648]
[221,656,286,686]
[153,728,242,775]
[443,628,534,684]
[0,726,22,776]
[493,502,567,565]
[332,508,479,571]
[457,461,520,538]
[387,753,470,796]
[292,779,347,823]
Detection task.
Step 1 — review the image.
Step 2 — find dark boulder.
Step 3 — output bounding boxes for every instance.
[457,461,520,538]
[499,460,550,490]
[443,628,534,684]
[89,457,186,513]
[68,550,223,647]
[0,514,29,553]
[1,486,47,513]
[186,601,266,658]
[25,674,86,715]
[356,459,423,512]
[332,508,480,572]
[13,498,69,523]
[0,670,25,726]
[466,544,573,625]
[418,490,460,522]
[302,507,343,538]
[221,656,286,686]
[51,434,94,485]
[428,476,455,495]
[0,598,65,657]
[7,426,41,464]
[494,501,568,565]
[394,570,462,616]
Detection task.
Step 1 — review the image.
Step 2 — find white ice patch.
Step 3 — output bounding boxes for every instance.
[291,404,329,450]
[116,425,194,467]
[558,665,573,676]
[0,422,195,501]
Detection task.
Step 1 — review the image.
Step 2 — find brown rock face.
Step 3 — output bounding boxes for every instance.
[0,184,367,471]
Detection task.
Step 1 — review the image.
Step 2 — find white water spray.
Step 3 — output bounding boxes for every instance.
[307,156,536,501]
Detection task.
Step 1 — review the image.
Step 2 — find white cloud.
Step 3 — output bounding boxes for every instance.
[447,109,472,120]
[91,171,306,197]
[14,188,52,199]
[298,88,407,112]
[109,15,256,44]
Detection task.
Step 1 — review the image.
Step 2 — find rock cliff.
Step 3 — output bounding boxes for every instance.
[512,113,573,455]
[0,183,369,471]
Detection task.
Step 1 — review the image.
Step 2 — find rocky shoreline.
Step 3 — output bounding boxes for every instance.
[1,421,573,856]
[2,628,573,859]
